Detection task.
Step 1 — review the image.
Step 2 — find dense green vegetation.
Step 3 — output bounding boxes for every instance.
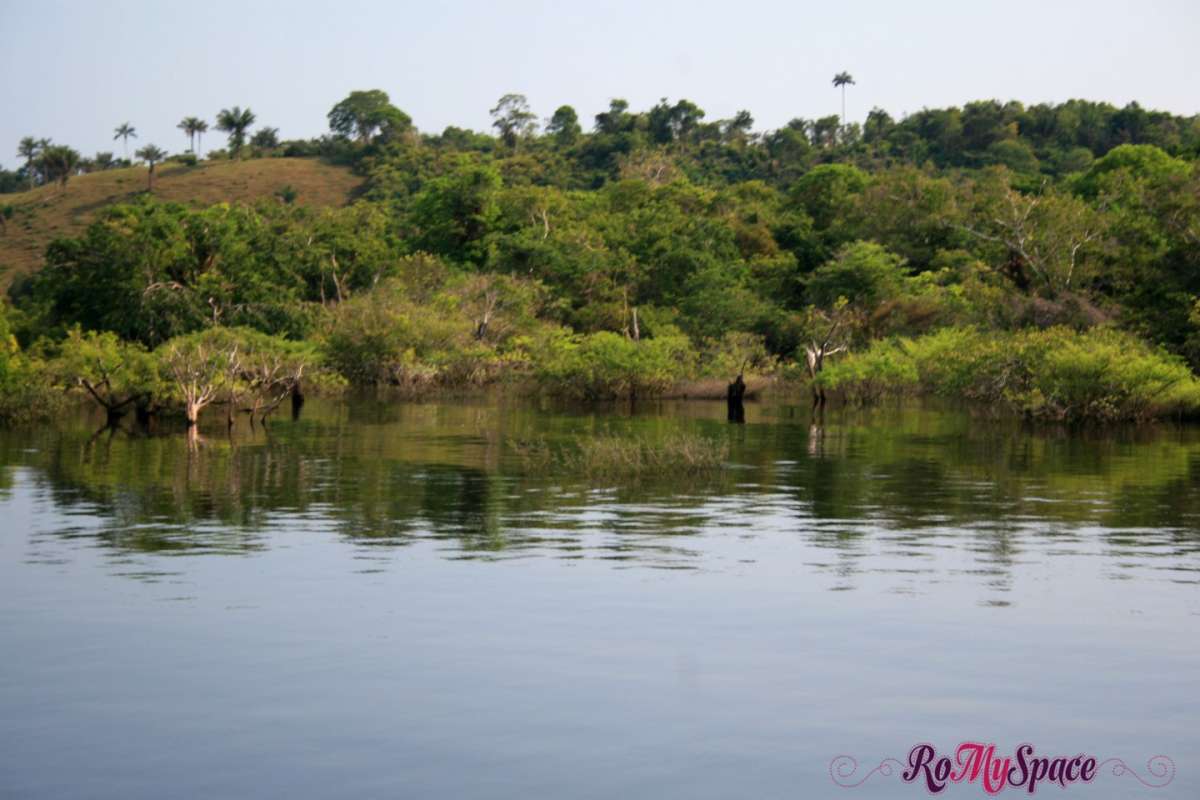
[3,88,1199,424]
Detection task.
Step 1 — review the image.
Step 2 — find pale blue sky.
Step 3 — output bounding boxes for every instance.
[2,0,1198,165]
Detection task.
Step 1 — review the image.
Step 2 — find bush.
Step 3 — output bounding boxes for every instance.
[816,339,918,403]
[321,274,547,389]
[533,329,695,399]
[0,306,63,425]
[817,326,1200,421]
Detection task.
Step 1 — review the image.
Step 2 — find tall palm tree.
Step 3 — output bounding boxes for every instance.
[135,144,167,191]
[832,72,856,126]
[195,119,209,157]
[17,136,41,189]
[177,117,205,153]
[215,107,256,158]
[113,123,137,159]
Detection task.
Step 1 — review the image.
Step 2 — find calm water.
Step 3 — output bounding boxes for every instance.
[1,397,1198,799]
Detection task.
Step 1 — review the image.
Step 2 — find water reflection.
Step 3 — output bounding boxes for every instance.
[2,398,1199,594]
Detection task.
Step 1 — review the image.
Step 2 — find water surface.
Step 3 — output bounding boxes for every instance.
[1,398,1197,798]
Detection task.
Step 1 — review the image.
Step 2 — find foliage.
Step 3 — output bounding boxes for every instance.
[51,328,162,417]
[533,328,694,399]
[216,107,256,157]
[320,271,547,389]
[6,91,1200,424]
[819,326,1200,421]
[0,303,63,424]
[328,90,412,145]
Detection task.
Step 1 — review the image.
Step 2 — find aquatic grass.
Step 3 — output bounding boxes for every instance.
[511,432,729,477]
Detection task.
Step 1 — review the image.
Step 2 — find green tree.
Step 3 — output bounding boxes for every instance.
[546,105,581,146]
[194,119,209,156]
[215,106,256,157]
[953,168,1108,295]
[177,116,205,153]
[833,71,856,125]
[490,94,537,148]
[53,329,160,426]
[113,122,137,159]
[38,145,81,191]
[327,90,412,144]
[250,127,280,149]
[806,241,908,308]
[135,144,167,191]
[410,160,502,264]
[17,136,41,189]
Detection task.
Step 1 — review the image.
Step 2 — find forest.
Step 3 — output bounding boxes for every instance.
[2,87,1199,425]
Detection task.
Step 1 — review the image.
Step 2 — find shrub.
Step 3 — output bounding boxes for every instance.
[321,275,548,389]
[817,326,1200,422]
[816,339,918,403]
[533,329,695,399]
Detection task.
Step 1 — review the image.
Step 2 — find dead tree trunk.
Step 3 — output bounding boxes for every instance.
[727,369,746,423]
[291,381,305,420]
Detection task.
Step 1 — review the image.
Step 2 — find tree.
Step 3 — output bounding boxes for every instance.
[327,90,412,144]
[232,330,313,425]
[157,328,243,425]
[410,161,502,265]
[802,298,858,406]
[647,98,705,144]
[952,169,1108,295]
[177,116,205,153]
[806,241,908,308]
[17,137,41,189]
[722,110,754,143]
[833,72,856,126]
[250,127,280,149]
[594,99,633,135]
[216,106,256,157]
[195,119,209,156]
[490,93,537,148]
[38,146,81,191]
[54,329,160,427]
[546,105,581,146]
[135,144,167,191]
[113,123,137,158]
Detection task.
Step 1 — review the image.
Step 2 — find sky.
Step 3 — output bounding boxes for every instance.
[2,0,1198,165]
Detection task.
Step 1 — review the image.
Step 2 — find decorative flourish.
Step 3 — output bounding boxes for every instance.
[1098,755,1176,789]
[829,755,904,788]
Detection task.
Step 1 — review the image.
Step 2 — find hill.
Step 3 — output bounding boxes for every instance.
[0,158,363,283]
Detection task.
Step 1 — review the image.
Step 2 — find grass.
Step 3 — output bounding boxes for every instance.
[512,432,729,477]
[0,157,363,285]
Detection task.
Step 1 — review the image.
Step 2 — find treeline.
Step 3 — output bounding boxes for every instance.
[3,89,1200,423]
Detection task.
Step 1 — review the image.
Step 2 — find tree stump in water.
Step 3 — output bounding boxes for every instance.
[727,373,746,423]
[291,382,305,420]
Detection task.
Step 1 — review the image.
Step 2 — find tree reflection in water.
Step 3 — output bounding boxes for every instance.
[2,397,1199,595]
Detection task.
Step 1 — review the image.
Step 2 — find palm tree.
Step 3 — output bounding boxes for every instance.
[215,107,256,158]
[113,123,137,159]
[38,146,81,191]
[17,136,41,189]
[177,117,205,153]
[195,119,209,157]
[832,72,856,126]
[135,144,167,191]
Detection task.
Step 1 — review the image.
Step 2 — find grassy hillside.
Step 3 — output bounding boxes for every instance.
[0,158,363,283]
